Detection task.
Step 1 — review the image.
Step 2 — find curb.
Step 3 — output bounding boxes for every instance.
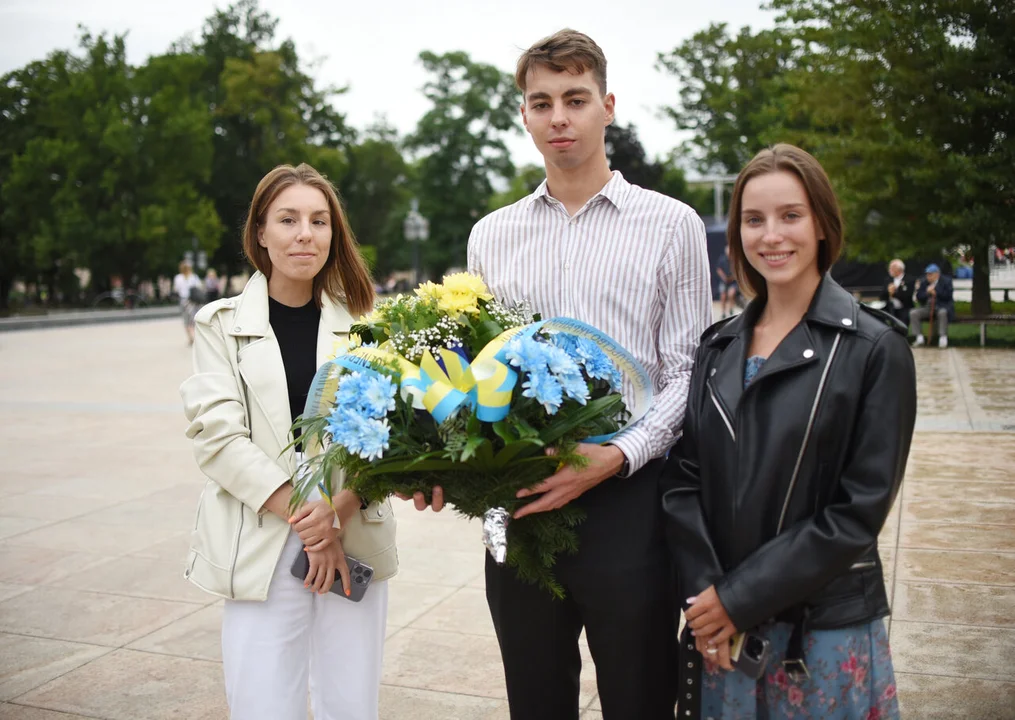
[0,306,182,332]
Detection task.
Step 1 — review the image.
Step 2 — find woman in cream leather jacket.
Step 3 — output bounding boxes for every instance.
[180,163,396,720]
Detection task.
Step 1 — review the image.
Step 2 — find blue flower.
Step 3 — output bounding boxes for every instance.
[557,367,590,404]
[356,417,391,461]
[503,336,547,374]
[550,332,579,357]
[360,374,397,419]
[551,333,623,391]
[336,372,368,408]
[543,343,578,377]
[326,406,390,461]
[325,407,360,449]
[574,338,619,385]
[521,368,564,414]
[335,371,397,420]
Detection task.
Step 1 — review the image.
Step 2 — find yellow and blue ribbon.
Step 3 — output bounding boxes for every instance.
[303,318,653,442]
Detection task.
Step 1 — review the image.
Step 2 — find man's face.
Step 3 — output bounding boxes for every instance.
[520,65,615,172]
[926,271,940,284]
[889,263,902,278]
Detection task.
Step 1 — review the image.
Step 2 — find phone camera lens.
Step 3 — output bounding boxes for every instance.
[745,636,764,660]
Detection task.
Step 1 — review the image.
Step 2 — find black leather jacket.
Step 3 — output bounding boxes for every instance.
[661,275,917,634]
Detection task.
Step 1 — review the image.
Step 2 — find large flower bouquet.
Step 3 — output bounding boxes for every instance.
[288,273,651,596]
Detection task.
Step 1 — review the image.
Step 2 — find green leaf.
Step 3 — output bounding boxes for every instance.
[492,438,545,467]
[491,420,516,444]
[474,319,506,348]
[460,436,489,463]
[539,395,626,446]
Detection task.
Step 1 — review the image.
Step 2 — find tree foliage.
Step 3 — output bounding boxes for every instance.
[658,23,802,175]
[405,51,521,276]
[659,2,1015,312]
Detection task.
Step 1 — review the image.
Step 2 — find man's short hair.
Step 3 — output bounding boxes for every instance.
[515,29,607,97]
[890,259,905,272]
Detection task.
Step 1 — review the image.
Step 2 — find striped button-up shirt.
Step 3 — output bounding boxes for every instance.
[467,171,712,473]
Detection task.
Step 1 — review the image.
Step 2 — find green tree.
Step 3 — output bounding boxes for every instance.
[184,0,354,282]
[655,156,715,218]
[406,50,521,276]
[658,23,803,175]
[605,122,662,189]
[0,52,75,308]
[131,51,223,281]
[2,33,221,303]
[488,164,545,211]
[339,121,413,278]
[770,0,1015,314]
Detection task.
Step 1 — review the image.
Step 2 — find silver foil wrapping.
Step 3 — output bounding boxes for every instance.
[482,507,510,564]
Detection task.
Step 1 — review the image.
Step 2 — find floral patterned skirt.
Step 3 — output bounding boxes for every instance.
[700,619,899,720]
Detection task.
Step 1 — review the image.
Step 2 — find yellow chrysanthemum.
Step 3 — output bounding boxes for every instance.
[438,291,482,316]
[361,309,384,324]
[414,281,446,301]
[441,272,493,302]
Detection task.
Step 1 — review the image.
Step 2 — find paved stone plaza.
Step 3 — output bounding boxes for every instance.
[0,319,1013,719]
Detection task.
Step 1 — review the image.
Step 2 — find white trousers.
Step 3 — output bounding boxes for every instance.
[221,530,388,720]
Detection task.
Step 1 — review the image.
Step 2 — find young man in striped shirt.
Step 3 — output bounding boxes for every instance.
[467,29,712,720]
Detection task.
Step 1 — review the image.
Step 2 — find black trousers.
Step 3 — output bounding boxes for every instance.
[485,460,678,720]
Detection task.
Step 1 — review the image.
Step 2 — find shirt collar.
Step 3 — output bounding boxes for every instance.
[597,171,630,209]
[525,170,631,211]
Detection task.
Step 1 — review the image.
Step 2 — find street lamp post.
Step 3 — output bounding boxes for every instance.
[403,199,429,286]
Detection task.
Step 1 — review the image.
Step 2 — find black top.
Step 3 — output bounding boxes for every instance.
[269,297,321,434]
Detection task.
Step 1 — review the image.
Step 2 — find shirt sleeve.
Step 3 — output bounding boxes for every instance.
[609,212,713,474]
[467,224,484,277]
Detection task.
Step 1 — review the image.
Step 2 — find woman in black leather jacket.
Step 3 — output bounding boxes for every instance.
[662,145,916,719]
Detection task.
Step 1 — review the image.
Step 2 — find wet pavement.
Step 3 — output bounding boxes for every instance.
[0,320,1012,719]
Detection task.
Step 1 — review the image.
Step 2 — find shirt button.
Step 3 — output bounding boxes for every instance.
[563,263,571,270]
[234,326,242,332]
[842,318,853,326]
[803,349,814,359]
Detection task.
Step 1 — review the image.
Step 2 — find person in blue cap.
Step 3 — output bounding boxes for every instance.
[910,263,954,347]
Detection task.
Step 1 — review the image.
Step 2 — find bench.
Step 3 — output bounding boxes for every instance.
[953,314,1015,347]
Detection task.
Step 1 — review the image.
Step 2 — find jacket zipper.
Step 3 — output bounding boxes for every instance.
[708,384,736,442]
[850,560,876,570]
[776,332,843,534]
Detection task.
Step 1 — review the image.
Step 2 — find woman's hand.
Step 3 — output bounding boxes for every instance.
[289,499,338,551]
[695,631,733,671]
[686,585,737,671]
[303,539,351,596]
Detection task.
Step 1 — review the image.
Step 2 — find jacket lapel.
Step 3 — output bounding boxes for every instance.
[745,322,818,389]
[229,273,360,452]
[709,333,747,421]
[317,296,355,369]
[229,273,292,454]
[708,275,858,413]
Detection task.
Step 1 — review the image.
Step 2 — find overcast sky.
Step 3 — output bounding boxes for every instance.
[0,0,776,168]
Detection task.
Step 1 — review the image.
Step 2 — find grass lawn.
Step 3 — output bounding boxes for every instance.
[920,300,1015,347]
[912,313,1015,347]
[953,300,1015,315]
